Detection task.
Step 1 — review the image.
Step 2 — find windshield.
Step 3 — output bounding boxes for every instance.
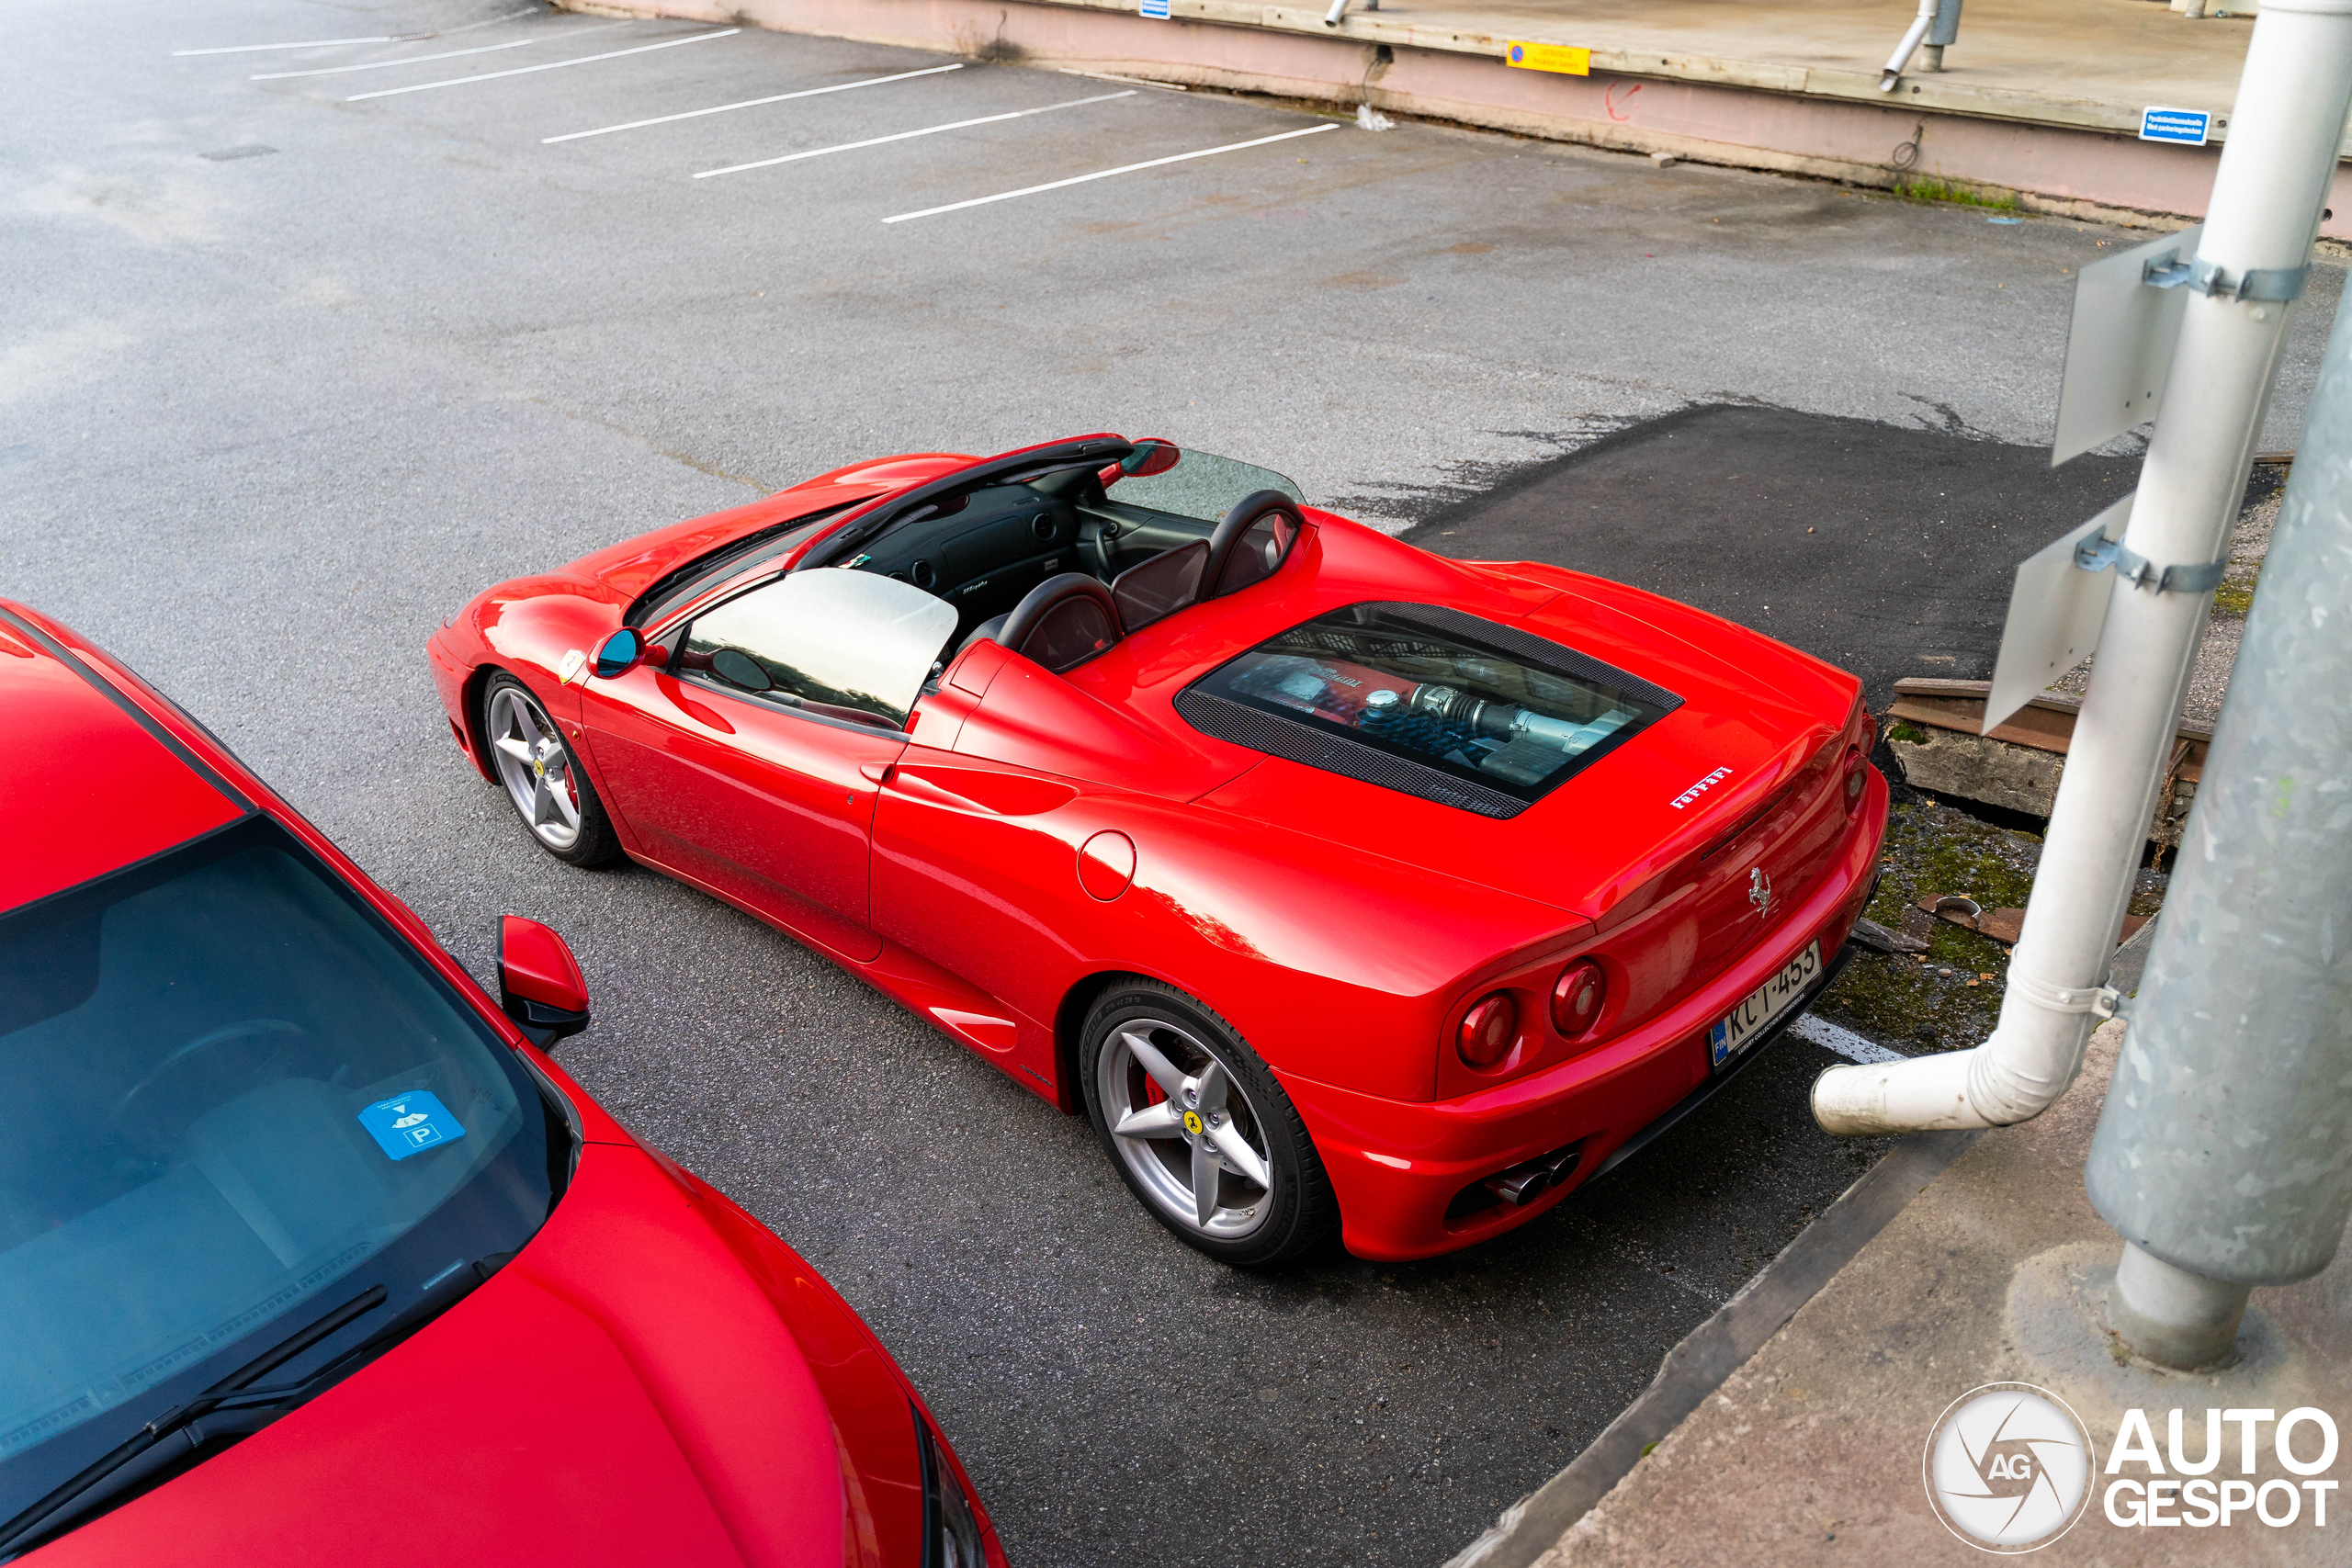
[1179,602,1679,812]
[684,568,959,728]
[1102,447,1304,524]
[0,816,562,1516]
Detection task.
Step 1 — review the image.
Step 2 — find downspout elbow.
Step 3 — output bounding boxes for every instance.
[1812,1006,2098,1135]
[1812,1047,1989,1134]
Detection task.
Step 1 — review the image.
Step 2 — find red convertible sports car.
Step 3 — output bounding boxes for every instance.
[0,603,1004,1567]
[427,435,1886,1267]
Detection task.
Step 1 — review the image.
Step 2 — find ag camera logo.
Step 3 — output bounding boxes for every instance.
[1923,1382,2095,1552]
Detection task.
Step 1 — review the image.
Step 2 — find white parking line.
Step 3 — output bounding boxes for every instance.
[1057,68,1186,92]
[545,62,964,144]
[346,28,739,103]
[175,8,537,56]
[253,24,628,81]
[178,34,415,55]
[881,120,1339,223]
[695,90,1136,179]
[1787,1013,1908,1066]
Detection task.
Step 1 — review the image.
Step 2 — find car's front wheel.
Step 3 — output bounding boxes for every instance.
[1080,980,1337,1267]
[481,673,623,867]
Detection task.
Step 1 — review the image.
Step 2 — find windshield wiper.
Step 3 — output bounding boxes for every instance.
[0,1285,386,1557]
[0,1251,512,1559]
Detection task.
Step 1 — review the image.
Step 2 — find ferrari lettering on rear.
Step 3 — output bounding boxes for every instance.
[1669,766,1734,808]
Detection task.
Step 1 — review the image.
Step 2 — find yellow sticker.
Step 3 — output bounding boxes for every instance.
[1505,41,1590,76]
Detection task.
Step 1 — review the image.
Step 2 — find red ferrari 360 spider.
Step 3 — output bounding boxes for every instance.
[427,435,1886,1266]
[0,603,1003,1567]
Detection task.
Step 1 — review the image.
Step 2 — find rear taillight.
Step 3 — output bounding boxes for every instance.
[1842,747,1867,813]
[1458,993,1518,1067]
[1550,959,1607,1037]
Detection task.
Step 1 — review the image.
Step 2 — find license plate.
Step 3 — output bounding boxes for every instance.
[1709,941,1822,1069]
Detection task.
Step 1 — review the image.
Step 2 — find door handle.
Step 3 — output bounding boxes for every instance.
[859,761,895,784]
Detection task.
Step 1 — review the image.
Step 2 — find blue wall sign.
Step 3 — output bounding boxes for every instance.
[2139,107,2211,146]
[1140,0,1171,16]
[357,1090,467,1161]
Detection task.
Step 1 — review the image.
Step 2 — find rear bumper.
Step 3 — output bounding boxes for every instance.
[1284,771,1887,1261]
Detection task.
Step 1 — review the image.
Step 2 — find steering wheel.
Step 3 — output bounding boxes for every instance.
[111,1018,309,1149]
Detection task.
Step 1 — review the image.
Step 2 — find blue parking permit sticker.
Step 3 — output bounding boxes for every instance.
[2139,107,2211,146]
[357,1091,466,1161]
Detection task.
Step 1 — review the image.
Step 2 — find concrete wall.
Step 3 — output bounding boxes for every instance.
[573,0,2352,239]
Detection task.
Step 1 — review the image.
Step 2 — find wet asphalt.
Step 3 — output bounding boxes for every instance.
[4,3,2343,1564]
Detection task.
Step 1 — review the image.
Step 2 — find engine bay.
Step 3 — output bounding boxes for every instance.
[1182,604,1679,808]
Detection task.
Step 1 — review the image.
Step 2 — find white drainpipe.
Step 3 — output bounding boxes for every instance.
[1815,0,2352,1137]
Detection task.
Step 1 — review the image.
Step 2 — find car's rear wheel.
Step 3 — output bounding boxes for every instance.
[1080,980,1336,1267]
[481,673,622,867]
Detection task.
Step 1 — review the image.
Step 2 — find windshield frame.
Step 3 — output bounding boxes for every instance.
[0,812,575,1528]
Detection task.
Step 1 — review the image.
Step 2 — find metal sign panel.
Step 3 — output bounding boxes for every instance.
[1984,493,2133,733]
[2139,107,2212,145]
[2051,226,2199,466]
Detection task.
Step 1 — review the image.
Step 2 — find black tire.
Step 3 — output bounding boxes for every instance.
[478,671,625,868]
[1079,979,1337,1268]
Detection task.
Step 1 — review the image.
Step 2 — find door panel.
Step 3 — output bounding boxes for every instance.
[577,668,903,962]
[870,747,1095,1032]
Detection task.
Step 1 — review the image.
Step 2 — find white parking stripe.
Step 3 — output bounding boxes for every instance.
[177,35,413,55]
[882,120,1339,223]
[346,28,739,103]
[252,24,628,81]
[695,91,1136,179]
[175,8,537,56]
[545,62,964,144]
[1787,1013,1908,1066]
[1058,68,1186,92]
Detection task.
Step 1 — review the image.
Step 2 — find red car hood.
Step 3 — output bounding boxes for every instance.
[40,1144,845,1568]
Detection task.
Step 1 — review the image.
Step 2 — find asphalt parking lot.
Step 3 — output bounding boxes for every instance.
[6,3,2341,1563]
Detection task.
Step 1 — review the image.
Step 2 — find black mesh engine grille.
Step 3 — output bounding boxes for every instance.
[1172,691,1527,818]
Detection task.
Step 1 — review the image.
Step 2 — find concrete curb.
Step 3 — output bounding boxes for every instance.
[1442,1126,1983,1568]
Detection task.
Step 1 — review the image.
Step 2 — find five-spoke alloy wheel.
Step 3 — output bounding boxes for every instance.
[1080,980,1335,1266]
[481,674,621,866]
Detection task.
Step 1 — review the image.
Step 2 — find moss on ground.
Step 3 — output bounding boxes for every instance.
[1814,797,2169,1051]
[1817,800,2027,1050]
[2212,574,2257,617]
[1893,176,2023,212]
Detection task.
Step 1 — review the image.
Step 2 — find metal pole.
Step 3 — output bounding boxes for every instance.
[2085,285,2352,1370]
[1922,0,1962,72]
[1815,0,2352,1138]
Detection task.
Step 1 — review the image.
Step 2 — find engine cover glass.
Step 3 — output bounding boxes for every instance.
[1183,603,1675,807]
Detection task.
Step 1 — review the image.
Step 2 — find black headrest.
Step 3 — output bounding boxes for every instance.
[999,574,1124,672]
[1203,491,1305,599]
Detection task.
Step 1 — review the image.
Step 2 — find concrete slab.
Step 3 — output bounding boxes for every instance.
[1462,1019,2352,1565]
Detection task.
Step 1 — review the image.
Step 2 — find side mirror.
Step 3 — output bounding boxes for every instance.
[592,628,643,679]
[498,915,592,1045]
[1121,439,1180,478]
